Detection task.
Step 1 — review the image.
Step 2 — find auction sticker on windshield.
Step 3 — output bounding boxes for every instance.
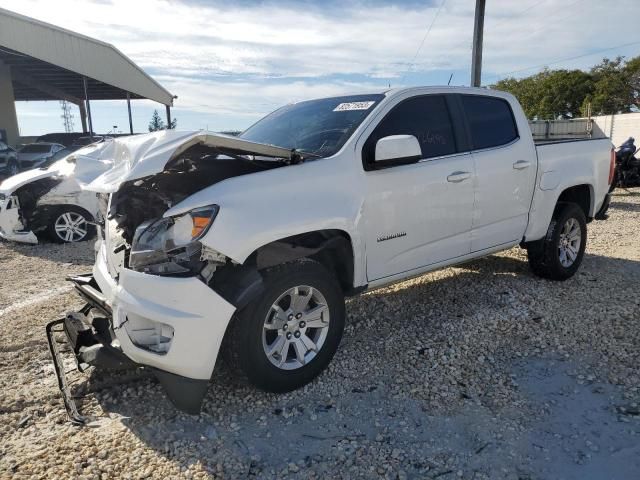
[333,101,376,112]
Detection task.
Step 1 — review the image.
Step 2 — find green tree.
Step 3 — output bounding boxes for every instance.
[148,110,165,131]
[588,57,630,115]
[623,56,640,108]
[493,55,640,118]
[148,110,178,132]
[493,69,593,119]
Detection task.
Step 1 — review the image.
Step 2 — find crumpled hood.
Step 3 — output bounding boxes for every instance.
[84,130,294,193]
[0,168,59,195]
[0,141,115,195]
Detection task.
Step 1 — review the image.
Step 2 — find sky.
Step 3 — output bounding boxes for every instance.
[4,0,640,136]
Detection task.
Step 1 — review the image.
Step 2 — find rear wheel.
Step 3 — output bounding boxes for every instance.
[526,202,587,280]
[47,207,95,243]
[225,259,345,392]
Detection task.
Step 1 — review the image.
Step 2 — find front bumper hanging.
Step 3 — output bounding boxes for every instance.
[45,274,136,424]
[47,273,212,422]
[46,316,87,425]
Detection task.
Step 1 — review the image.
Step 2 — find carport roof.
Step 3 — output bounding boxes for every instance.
[0,7,174,105]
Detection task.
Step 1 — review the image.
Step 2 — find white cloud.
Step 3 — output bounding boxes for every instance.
[4,0,639,133]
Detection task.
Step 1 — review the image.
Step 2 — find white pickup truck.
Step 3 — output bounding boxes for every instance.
[47,86,613,420]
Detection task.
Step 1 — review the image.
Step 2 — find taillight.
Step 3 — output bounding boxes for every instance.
[608,148,615,185]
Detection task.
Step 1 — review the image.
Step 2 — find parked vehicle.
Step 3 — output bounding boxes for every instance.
[0,140,113,244]
[0,140,18,177]
[17,142,66,171]
[610,137,640,190]
[71,135,109,147]
[36,132,88,147]
[46,87,613,421]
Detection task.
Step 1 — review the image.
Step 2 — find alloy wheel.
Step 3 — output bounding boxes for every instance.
[262,285,330,370]
[558,217,581,267]
[54,211,88,242]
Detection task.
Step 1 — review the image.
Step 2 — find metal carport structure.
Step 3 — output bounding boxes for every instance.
[0,7,175,146]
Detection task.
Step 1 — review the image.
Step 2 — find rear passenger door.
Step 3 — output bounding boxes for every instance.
[460,95,536,252]
[361,94,475,281]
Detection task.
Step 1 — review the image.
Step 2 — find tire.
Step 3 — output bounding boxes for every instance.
[46,206,96,243]
[225,259,345,393]
[526,202,587,280]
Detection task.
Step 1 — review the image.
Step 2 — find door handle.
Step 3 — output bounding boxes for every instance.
[513,160,531,170]
[447,171,471,183]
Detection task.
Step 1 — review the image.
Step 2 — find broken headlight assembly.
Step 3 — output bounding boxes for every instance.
[129,205,220,275]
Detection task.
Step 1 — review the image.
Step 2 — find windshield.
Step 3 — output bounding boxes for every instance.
[20,144,51,154]
[38,147,75,169]
[240,94,384,158]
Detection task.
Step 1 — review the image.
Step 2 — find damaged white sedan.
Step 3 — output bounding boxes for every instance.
[46,87,613,422]
[0,141,113,243]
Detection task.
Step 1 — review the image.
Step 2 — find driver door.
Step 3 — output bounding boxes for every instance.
[361,94,475,282]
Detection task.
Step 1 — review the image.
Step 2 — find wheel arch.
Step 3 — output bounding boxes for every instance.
[524,181,595,242]
[556,183,593,219]
[249,229,358,295]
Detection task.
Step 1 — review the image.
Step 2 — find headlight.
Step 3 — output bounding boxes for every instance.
[129,205,219,274]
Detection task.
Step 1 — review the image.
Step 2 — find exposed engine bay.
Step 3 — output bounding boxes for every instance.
[105,144,287,280]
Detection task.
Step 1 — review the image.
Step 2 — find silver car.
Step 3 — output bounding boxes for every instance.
[17,142,65,171]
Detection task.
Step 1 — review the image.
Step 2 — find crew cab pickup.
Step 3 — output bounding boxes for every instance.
[47,86,613,420]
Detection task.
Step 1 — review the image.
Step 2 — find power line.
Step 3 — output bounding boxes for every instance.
[485,40,640,81]
[399,0,448,82]
[488,0,548,30]
[448,0,554,54]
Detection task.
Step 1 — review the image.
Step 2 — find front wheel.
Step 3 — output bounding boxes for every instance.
[225,259,345,392]
[47,207,96,243]
[526,202,587,280]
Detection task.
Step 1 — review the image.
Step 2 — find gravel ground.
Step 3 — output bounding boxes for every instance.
[1,190,639,480]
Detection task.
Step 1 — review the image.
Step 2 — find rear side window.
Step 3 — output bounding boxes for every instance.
[461,95,518,150]
[364,95,457,167]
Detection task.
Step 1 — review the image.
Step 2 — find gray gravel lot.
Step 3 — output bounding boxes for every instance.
[1,190,639,479]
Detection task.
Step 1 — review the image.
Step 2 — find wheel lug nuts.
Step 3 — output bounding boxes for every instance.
[295,313,302,319]
[288,314,294,320]
[283,324,288,330]
[286,332,292,339]
[294,331,301,338]
[299,321,306,328]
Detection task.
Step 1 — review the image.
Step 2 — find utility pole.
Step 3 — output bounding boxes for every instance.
[471,0,486,87]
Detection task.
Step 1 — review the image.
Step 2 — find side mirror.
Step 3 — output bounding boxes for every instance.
[374,135,422,163]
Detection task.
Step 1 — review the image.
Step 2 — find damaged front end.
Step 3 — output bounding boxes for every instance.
[47,131,301,421]
[0,192,38,243]
[0,142,112,243]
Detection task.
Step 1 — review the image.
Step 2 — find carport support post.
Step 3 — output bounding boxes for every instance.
[83,76,93,136]
[166,105,172,129]
[126,92,133,134]
[78,102,88,133]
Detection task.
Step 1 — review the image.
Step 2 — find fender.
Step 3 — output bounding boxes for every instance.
[165,153,369,287]
[524,179,595,242]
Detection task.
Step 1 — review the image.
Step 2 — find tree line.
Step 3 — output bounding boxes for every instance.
[492,56,640,120]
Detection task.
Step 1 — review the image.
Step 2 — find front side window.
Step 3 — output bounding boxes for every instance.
[461,95,518,150]
[363,95,457,167]
[19,144,52,154]
[240,94,384,158]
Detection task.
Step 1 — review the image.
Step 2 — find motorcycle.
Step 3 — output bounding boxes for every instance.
[610,137,640,191]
